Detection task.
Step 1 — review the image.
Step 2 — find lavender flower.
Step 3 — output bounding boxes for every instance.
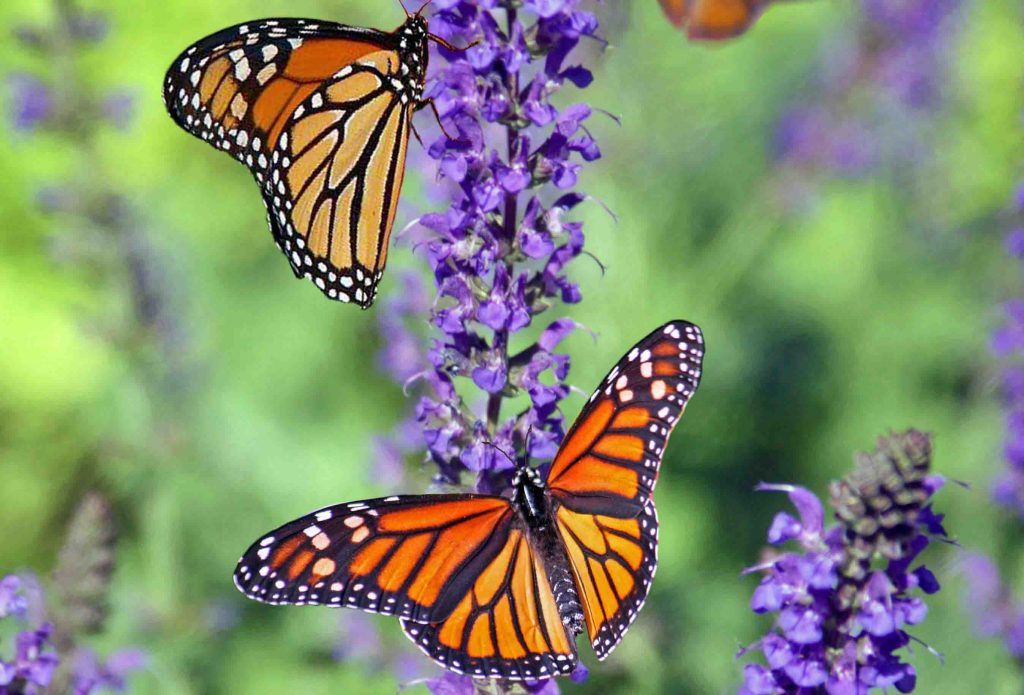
[991,184,1024,516]
[0,579,60,695]
[425,668,585,695]
[0,497,145,694]
[0,625,60,694]
[6,73,52,132]
[739,430,946,694]
[958,185,1024,665]
[8,2,183,385]
[961,554,1024,661]
[774,0,961,181]
[0,576,28,620]
[70,648,148,695]
[374,0,601,497]
[367,0,601,688]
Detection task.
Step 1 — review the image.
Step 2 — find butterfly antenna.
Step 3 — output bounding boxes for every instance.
[415,0,435,17]
[520,425,536,470]
[399,0,412,17]
[483,440,516,468]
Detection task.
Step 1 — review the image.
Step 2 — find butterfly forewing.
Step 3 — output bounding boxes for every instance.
[233,494,514,623]
[547,320,705,517]
[163,17,424,307]
[658,0,766,39]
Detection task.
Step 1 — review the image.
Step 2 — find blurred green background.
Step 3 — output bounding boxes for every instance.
[0,0,1021,692]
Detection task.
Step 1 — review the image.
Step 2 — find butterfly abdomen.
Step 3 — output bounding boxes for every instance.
[532,521,586,635]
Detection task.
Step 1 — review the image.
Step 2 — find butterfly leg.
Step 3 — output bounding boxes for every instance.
[418,98,457,141]
[410,119,426,148]
[427,34,480,52]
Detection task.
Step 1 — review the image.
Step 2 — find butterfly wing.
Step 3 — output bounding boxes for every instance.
[547,320,703,658]
[546,320,704,517]
[163,18,418,307]
[658,0,764,40]
[553,500,658,659]
[234,494,514,623]
[400,522,578,680]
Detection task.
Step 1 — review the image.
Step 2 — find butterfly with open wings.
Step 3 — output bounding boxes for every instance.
[234,320,704,679]
[163,6,455,308]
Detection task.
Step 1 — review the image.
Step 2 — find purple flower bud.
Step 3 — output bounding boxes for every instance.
[7,73,52,131]
[756,483,824,545]
[472,363,507,393]
[858,572,899,636]
[0,575,27,619]
[102,89,136,130]
[751,576,784,613]
[426,672,477,695]
[778,605,823,644]
[741,663,779,694]
[783,654,827,687]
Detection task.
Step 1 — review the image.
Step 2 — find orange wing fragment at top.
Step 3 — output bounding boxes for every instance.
[658,0,768,40]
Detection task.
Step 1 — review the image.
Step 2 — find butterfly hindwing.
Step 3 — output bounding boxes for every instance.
[400,522,579,680]
[163,17,425,307]
[554,500,658,659]
[546,320,705,516]
[233,494,514,623]
[272,58,412,305]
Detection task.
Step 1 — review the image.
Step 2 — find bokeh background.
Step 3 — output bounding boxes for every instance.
[0,0,1021,692]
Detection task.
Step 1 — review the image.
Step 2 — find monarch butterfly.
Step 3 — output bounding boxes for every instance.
[163,7,450,308]
[234,320,705,679]
[658,0,768,40]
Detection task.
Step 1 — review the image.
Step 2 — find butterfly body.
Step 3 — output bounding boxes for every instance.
[509,467,587,635]
[234,321,705,679]
[164,15,431,307]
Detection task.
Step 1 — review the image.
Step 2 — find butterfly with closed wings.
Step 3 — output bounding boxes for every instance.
[234,321,705,679]
[163,5,455,308]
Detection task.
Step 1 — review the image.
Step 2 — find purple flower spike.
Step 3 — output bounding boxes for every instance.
[739,431,947,693]
[773,0,963,212]
[368,1,601,683]
[7,73,53,132]
[0,575,27,619]
[373,0,600,487]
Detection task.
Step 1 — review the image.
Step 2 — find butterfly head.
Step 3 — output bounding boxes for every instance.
[511,465,549,526]
[399,14,429,42]
[511,465,544,489]
[396,13,430,98]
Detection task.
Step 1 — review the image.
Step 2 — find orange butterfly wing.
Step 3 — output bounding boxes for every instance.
[554,501,659,659]
[547,320,703,657]
[233,494,514,623]
[658,0,765,40]
[401,524,579,680]
[547,320,704,517]
[164,18,422,306]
